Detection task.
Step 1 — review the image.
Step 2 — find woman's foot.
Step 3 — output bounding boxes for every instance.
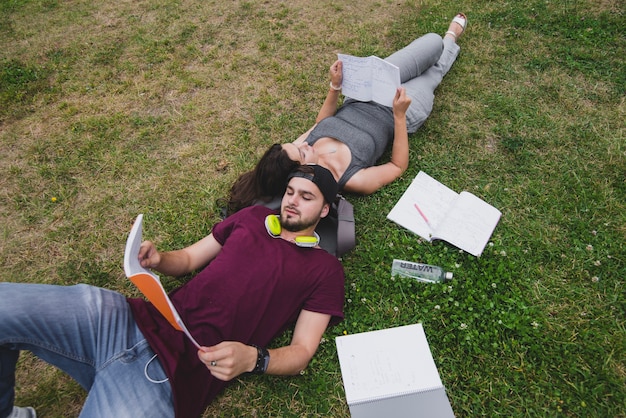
[444,13,467,42]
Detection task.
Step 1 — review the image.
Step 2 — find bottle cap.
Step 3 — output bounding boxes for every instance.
[445,272,453,280]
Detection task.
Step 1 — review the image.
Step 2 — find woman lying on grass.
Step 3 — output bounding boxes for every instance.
[226,13,467,214]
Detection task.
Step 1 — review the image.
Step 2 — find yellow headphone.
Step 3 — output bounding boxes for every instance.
[265,215,320,248]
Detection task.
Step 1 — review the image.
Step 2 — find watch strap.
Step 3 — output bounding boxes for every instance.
[250,344,270,374]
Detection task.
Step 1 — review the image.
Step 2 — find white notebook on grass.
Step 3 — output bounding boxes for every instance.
[335,323,454,417]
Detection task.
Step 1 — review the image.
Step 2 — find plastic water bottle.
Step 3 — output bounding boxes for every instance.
[391,259,453,283]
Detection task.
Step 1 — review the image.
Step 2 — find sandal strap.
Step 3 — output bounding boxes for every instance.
[445,30,457,40]
[452,14,467,30]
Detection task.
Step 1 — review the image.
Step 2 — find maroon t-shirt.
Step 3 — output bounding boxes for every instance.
[127,205,345,418]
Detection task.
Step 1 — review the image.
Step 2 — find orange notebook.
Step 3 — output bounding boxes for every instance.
[124,214,201,349]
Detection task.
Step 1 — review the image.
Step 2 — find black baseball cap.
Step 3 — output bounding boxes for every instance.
[287,164,338,204]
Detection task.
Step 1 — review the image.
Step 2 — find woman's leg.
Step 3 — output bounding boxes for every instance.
[400,38,460,133]
[384,33,444,83]
[396,17,466,133]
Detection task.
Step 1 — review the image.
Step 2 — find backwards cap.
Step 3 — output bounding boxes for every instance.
[287,164,338,204]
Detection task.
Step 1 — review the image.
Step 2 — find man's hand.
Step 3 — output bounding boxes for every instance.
[198,341,257,381]
[392,87,411,117]
[138,241,161,269]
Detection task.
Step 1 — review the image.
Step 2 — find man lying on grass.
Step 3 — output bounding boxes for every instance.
[0,164,344,418]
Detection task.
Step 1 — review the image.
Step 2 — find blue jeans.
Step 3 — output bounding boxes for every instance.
[0,283,174,418]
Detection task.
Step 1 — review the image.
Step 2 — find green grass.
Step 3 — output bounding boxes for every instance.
[1,0,624,417]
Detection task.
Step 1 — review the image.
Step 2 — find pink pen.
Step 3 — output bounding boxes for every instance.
[414,203,433,229]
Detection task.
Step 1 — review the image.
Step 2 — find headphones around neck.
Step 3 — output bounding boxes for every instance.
[265,215,320,248]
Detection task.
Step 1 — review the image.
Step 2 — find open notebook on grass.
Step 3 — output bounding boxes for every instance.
[387,171,501,257]
[124,214,201,349]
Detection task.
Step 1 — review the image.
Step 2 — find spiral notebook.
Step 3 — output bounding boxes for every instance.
[335,324,454,418]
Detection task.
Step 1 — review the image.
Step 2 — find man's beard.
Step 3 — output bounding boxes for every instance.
[280,206,321,232]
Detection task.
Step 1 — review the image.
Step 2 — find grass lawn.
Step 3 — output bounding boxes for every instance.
[1,0,624,416]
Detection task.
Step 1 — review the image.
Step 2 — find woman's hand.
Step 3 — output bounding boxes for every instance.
[392,87,411,117]
[329,60,343,89]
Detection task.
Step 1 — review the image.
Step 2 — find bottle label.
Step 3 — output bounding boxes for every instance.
[391,259,445,283]
[397,261,435,274]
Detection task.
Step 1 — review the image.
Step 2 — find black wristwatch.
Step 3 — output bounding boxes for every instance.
[250,344,270,374]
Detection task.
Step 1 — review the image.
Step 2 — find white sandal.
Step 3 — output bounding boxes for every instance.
[445,13,467,41]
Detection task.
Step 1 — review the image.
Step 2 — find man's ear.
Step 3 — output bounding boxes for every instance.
[320,202,330,218]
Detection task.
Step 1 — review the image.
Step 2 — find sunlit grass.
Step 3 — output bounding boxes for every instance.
[1,0,624,417]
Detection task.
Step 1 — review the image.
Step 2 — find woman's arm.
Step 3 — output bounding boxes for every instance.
[343,88,412,194]
[294,60,344,144]
[315,60,343,123]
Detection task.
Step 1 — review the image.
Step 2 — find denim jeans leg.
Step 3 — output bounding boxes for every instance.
[80,339,173,418]
[0,348,19,418]
[0,282,173,417]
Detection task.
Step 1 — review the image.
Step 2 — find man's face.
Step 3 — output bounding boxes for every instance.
[280,176,329,232]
